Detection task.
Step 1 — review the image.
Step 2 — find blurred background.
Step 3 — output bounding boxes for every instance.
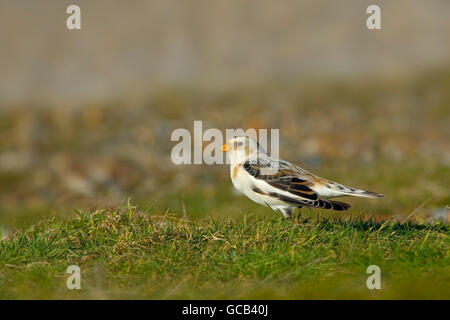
[0,0,449,232]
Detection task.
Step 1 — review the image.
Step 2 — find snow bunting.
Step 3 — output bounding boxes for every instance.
[222,136,383,218]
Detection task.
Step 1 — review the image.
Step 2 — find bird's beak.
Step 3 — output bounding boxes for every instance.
[221,143,230,152]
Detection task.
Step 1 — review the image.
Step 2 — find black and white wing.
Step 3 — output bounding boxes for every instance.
[243,160,351,211]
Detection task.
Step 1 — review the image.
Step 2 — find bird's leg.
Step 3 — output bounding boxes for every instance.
[296,206,303,222]
[279,207,293,219]
[295,206,311,224]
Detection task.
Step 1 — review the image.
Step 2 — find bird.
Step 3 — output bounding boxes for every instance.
[221,136,384,219]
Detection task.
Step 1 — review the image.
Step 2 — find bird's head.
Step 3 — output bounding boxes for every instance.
[221,136,266,164]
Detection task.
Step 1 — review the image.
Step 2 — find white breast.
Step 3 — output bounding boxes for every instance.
[230,164,293,208]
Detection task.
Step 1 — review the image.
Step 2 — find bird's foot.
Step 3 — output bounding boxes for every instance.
[279,207,294,219]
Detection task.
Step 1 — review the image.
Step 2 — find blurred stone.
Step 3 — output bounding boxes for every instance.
[64,174,94,196]
[431,207,449,222]
[1,226,12,240]
[0,151,32,171]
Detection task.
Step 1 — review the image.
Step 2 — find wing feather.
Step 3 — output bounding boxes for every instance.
[243,160,352,212]
[243,161,319,201]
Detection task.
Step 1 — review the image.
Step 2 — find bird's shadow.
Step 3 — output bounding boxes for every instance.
[289,211,449,233]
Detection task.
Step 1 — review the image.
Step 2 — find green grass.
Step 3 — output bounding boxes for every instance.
[0,204,449,299]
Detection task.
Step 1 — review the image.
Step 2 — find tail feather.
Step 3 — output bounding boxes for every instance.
[325,181,384,199]
[358,190,384,198]
[344,189,384,199]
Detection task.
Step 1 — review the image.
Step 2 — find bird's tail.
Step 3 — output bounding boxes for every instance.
[324,181,384,199]
[357,190,384,198]
[341,188,384,199]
